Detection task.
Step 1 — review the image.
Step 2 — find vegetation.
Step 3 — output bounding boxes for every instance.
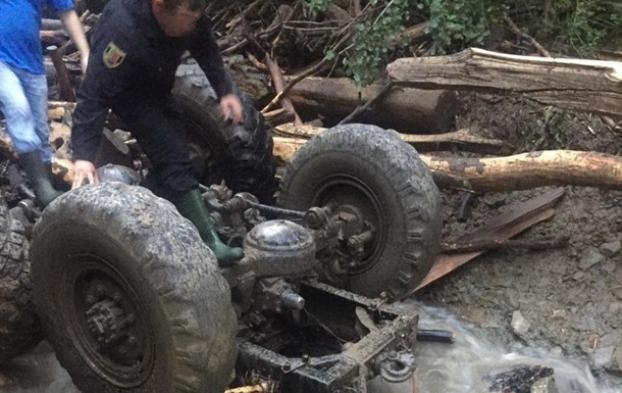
[304,0,622,85]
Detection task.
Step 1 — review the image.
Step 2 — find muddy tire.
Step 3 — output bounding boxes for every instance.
[278,124,442,299]
[0,199,42,364]
[31,183,237,393]
[172,61,277,204]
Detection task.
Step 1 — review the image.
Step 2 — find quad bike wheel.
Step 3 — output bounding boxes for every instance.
[172,60,277,204]
[30,183,237,393]
[0,198,42,364]
[278,124,442,300]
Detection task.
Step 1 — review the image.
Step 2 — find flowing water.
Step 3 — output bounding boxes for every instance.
[371,303,621,393]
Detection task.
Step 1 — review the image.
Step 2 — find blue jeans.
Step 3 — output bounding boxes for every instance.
[0,61,52,162]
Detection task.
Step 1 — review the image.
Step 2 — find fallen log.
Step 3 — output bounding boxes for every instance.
[273,137,622,191]
[422,150,622,191]
[274,123,510,154]
[387,48,622,118]
[286,76,457,132]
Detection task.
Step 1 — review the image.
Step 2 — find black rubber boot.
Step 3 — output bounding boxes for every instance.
[174,189,244,266]
[18,151,63,207]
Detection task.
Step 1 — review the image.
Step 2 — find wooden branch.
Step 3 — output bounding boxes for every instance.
[441,236,568,253]
[273,136,622,191]
[48,46,76,101]
[338,82,394,125]
[390,22,428,46]
[504,16,551,57]
[261,59,330,113]
[274,123,510,154]
[264,55,302,125]
[387,48,622,117]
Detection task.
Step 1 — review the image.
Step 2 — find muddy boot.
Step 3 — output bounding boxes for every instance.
[18,151,63,207]
[174,189,244,266]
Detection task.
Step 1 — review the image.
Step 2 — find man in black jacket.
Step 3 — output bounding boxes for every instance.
[71,0,243,265]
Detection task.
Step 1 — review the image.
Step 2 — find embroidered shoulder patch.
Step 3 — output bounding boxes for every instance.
[103,41,126,69]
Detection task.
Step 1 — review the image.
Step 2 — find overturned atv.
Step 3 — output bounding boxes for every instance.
[2,124,441,392]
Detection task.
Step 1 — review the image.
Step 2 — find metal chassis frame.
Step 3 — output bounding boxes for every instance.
[236,281,419,393]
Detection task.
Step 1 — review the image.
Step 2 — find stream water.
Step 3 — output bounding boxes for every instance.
[371,303,620,393]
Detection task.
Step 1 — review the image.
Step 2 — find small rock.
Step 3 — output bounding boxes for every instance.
[511,310,531,337]
[600,240,622,257]
[608,301,622,314]
[487,365,558,393]
[592,346,615,368]
[601,261,616,274]
[532,375,558,393]
[599,333,619,347]
[572,271,586,281]
[579,247,605,270]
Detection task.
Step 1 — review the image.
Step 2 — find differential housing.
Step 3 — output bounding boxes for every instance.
[244,220,316,277]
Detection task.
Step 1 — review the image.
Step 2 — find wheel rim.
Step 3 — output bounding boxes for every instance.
[61,254,156,388]
[311,175,386,275]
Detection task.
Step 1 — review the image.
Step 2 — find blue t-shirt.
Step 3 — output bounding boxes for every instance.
[0,0,75,75]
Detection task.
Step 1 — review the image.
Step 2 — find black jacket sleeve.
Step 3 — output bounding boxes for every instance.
[188,18,234,98]
[71,31,136,162]
[71,90,109,161]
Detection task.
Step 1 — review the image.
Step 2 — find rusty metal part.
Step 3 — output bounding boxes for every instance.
[413,188,565,293]
[255,278,306,313]
[379,351,416,383]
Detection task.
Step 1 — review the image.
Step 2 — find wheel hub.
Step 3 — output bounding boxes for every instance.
[63,257,156,388]
[313,176,385,276]
[86,299,132,346]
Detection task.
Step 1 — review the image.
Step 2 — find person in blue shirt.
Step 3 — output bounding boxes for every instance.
[0,0,89,206]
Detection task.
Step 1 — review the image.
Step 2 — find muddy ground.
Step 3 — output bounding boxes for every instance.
[418,93,622,387]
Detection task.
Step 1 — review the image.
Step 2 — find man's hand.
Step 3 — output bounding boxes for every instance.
[220,94,243,124]
[72,160,99,189]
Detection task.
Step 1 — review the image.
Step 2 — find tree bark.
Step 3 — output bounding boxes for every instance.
[423,150,622,191]
[273,136,622,191]
[387,47,622,117]
[286,76,457,132]
[274,123,510,154]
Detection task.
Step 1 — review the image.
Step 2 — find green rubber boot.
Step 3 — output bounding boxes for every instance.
[18,151,63,207]
[174,189,244,266]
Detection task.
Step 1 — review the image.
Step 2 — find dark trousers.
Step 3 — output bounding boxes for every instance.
[112,96,197,200]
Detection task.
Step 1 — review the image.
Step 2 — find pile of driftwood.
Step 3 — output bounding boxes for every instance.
[38,2,622,192]
[197,2,622,192]
[270,48,622,192]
